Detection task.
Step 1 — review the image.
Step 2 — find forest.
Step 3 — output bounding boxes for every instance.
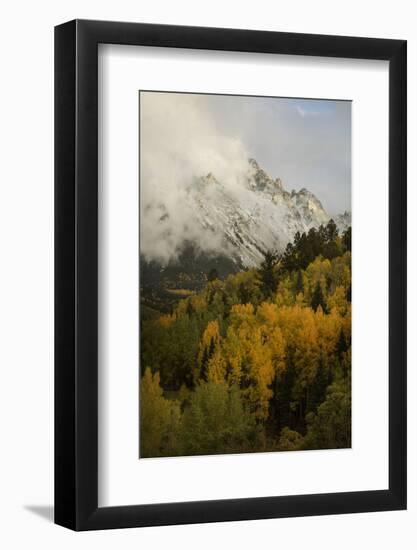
[140,220,352,458]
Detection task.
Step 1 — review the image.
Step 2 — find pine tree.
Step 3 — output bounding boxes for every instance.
[281,242,296,272]
[308,356,328,413]
[325,219,339,242]
[207,268,219,282]
[259,250,279,298]
[336,328,348,360]
[342,227,351,251]
[311,281,327,313]
[318,224,327,246]
[276,351,296,430]
[238,282,250,304]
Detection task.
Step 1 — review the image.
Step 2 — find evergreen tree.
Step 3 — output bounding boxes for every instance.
[318,224,327,246]
[293,231,302,247]
[311,281,327,313]
[325,219,339,242]
[281,242,296,272]
[306,228,321,262]
[207,268,219,282]
[276,351,296,431]
[259,250,279,298]
[238,282,250,304]
[342,227,351,251]
[308,356,328,413]
[298,232,315,268]
[336,329,348,360]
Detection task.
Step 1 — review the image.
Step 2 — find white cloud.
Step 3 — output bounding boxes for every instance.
[140,92,251,263]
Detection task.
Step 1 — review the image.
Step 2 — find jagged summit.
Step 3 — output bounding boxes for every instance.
[334,211,351,233]
[248,157,284,195]
[148,158,350,269]
[180,158,348,267]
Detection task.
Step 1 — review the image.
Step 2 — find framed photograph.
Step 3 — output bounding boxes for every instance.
[55,20,406,530]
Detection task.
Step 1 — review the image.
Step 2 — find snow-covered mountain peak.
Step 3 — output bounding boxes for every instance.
[154,159,350,269]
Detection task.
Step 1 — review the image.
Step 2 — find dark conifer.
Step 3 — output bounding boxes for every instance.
[311,281,327,313]
[207,268,219,282]
[336,329,348,360]
[259,250,279,298]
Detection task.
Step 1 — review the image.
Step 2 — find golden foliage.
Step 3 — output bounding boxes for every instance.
[140,247,352,457]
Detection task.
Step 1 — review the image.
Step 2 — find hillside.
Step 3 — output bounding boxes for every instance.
[140,221,352,458]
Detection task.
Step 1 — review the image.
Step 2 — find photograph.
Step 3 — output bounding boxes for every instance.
[139,91,352,458]
[0,1,410,543]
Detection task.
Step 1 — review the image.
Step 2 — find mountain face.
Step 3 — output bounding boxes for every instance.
[181,158,349,268]
[334,210,352,234]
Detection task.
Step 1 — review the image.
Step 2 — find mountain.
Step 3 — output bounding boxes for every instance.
[334,211,352,234]
[182,158,349,268]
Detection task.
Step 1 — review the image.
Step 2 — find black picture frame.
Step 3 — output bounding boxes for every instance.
[55,19,407,531]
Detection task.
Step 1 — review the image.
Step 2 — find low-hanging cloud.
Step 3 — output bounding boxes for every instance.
[140,92,252,264]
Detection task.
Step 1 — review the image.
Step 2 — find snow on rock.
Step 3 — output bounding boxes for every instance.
[183,159,349,268]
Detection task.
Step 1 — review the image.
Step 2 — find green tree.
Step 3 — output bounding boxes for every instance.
[275,350,296,431]
[325,219,339,241]
[336,328,348,360]
[311,281,327,313]
[207,268,219,282]
[140,222,352,457]
[278,427,304,451]
[303,379,351,450]
[342,227,351,251]
[180,382,261,455]
[259,250,279,298]
[140,369,181,457]
[307,355,328,413]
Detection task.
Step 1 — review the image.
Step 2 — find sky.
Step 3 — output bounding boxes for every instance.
[140,91,351,263]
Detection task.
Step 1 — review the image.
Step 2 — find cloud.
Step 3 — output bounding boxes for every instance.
[140,92,251,264]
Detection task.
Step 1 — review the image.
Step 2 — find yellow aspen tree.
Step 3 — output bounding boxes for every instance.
[327,285,348,315]
[197,320,222,382]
